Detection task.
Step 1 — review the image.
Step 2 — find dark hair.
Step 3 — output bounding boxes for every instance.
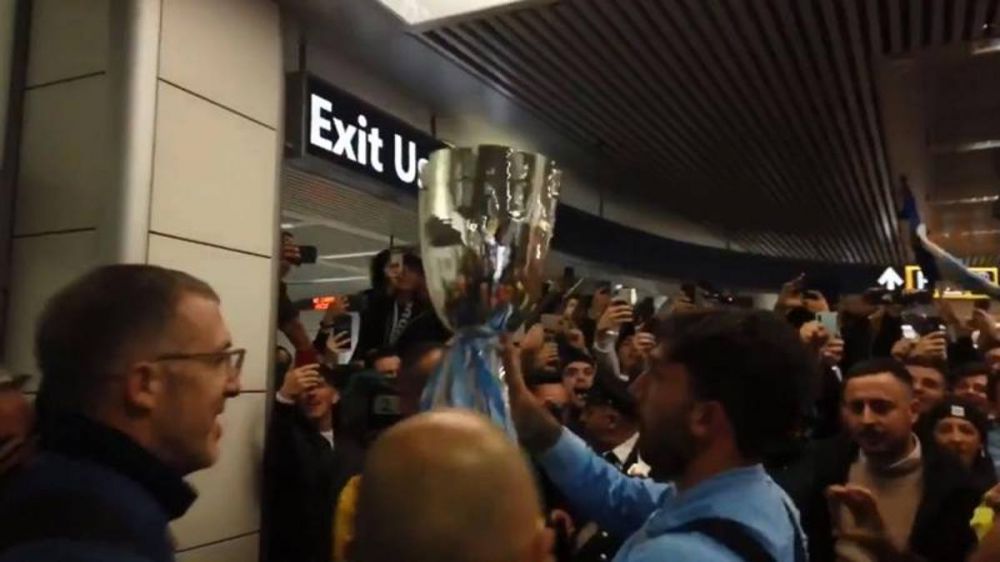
[663,309,817,459]
[844,358,913,387]
[952,362,990,387]
[35,265,218,418]
[989,373,1000,404]
[366,346,399,368]
[369,249,392,292]
[402,252,424,276]
[525,371,564,389]
[902,357,949,380]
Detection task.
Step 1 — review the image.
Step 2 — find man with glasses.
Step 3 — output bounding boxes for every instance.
[0,265,242,562]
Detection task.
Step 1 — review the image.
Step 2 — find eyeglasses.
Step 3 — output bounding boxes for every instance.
[154,348,246,375]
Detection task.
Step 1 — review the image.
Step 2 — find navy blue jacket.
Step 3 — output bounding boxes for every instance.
[0,416,196,562]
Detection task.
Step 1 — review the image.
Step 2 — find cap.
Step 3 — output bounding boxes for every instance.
[585,373,637,418]
[925,397,991,441]
[0,367,30,390]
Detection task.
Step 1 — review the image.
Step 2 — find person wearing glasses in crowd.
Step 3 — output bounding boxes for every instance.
[0,265,242,562]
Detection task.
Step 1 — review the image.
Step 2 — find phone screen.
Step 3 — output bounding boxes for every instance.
[901,324,919,341]
[298,245,318,264]
[816,312,840,338]
[332,315,352,338]
[612,285,637,306]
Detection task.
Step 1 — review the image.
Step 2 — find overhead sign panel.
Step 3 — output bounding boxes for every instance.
[903,265,998,300]
[304,76,445,194]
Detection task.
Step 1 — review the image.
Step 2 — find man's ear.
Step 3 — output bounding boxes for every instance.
[123,362,162,413]
[607,410,623,430]
[689,401,724,440]
[529,525,555,562]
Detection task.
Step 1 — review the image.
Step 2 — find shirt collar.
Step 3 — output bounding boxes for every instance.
[41,414,197,520]
[611,432,640,465]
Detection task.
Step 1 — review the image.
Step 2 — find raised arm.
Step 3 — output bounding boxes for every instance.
[503,337,668,536]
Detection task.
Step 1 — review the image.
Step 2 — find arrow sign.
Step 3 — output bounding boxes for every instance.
[878,267,904,290]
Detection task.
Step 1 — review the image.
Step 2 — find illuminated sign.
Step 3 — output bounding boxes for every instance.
[312,296,336,311]
[903,265,999,300]
[877,267,904,290]
[304,76,445,194]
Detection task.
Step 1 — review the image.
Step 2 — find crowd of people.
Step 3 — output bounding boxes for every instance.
[9,240,1000,561]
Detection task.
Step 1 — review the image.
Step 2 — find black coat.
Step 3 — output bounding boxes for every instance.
[262,400,363,562]
[354,296,450,360]
[773,435,981,562]
[0,415,195,562]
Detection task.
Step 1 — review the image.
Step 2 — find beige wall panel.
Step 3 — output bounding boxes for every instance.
[159,0,281,127]
[151,83,277,256]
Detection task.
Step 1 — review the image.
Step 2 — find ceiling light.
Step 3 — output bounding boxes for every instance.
[285,276,369,285]
[319,251,382,260]
[928,195,1000,206]
[972,36,1000,55]
[376,0,529,27]
[930,139,1000,154]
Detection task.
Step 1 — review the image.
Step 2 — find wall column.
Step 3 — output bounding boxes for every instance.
[4,1,283,561]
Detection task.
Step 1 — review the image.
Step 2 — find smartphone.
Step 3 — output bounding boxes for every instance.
[331,315,353,338]
[816,311,840,338]
[901,324,919,341]
[298,245,318,264]
[612,285,638,306]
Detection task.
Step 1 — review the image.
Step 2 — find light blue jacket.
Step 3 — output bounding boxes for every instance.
[538,429,806,561]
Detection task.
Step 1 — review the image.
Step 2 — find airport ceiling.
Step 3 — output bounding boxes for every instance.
[415,0,1000,266]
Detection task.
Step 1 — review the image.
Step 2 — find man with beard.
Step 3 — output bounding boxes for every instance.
[788,358,980,562]
[503,309,810,561]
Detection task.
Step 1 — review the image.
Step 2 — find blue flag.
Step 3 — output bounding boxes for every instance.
[898,175,1000,300]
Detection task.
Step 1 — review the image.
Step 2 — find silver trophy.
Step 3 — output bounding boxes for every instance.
[418,145,561,433]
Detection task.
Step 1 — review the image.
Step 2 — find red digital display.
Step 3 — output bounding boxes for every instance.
[312,296,336,310]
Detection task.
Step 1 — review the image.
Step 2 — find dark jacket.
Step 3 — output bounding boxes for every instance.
[262,400,363,562]
[773,435,980,562]
[355,295,450,360]
[0,415,196,562]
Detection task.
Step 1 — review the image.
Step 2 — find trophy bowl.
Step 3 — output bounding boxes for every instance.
[418,145,561,432]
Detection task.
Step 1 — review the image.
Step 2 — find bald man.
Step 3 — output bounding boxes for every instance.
[353,410,553,562]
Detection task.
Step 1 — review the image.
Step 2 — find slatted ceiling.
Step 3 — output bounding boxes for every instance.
[418,0,1000,265]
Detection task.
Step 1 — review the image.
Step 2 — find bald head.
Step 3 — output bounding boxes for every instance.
[354,410,551,562]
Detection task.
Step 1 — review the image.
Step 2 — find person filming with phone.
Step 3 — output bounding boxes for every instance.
[263,362,363,562]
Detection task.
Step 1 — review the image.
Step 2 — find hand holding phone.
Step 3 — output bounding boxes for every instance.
[612,285,638,306]
[597,302,633,334]
[816,312,840,338]
[326,331,352,355]
[298,245,318,264]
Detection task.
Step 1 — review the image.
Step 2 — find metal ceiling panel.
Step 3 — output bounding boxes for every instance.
[418,0,1000,265]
